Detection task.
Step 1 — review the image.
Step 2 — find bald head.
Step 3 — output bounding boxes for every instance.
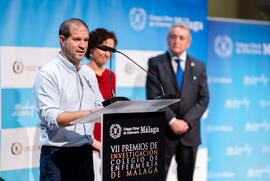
[59,18,89,39]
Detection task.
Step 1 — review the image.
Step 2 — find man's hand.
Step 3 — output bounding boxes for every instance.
[89,106,103,114]
[170,119,189,135]
[57,106,104,127]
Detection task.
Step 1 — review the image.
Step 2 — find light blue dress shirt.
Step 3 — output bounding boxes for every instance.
[33,53,103,147]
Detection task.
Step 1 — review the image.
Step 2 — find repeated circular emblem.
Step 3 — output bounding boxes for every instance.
[129,7,147,31]
[13,61,24,74]
[109,124,122,139]
[11,142,23,156]
[214,36,233,58]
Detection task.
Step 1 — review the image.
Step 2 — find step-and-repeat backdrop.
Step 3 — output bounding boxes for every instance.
[207,18,270,181]
[0,0,207,180]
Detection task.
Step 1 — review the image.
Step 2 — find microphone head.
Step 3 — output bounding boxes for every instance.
[96,46,116,53]
[96,46,107,51]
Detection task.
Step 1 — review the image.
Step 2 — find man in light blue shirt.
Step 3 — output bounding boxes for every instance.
[33,18,103,181]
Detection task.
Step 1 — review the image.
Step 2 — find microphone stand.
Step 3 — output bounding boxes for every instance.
[101,51,130,107]
[115,51,176,100]
[97,46,176,103]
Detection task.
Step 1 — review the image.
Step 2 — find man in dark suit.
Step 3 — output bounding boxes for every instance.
[146,22,209,181]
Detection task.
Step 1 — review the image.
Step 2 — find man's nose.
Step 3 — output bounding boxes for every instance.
[79,40,87,49]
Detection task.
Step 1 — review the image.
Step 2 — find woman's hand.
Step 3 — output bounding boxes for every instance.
[92,138,101,153]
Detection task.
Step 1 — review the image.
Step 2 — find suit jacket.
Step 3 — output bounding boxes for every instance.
[146,52,209,146]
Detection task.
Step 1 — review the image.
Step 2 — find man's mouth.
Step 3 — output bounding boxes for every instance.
[77,51,85,55]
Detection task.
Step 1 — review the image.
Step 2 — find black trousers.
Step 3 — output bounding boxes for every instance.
[40,145,94,181]
[164,137,198,181]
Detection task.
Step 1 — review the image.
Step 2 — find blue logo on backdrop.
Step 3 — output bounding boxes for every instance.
[243,73,268,87]
[207,125,233,133]
[224,97,250,109]
[129,7,147,31]
[263,43,270,55]
[208,76,232,84]
[262,145,270,154]
[214,36,233,58]
[128,7,204,32]
[260,99,270,108]
[214,35,270,58]
[226,144,252,156]
[208,171,235,179]
[247,165,270,178]
[2,88,39,129]
[245,119,270,132]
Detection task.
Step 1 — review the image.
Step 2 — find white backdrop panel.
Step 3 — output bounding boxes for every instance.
[0,127,41,171]
[115,50,163,87]
[0,47,59,88]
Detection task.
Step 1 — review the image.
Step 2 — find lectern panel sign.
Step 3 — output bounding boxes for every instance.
[102,112,165,181]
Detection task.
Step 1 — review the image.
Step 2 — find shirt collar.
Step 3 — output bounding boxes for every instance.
[169,50,187,63]
[57,53,83,72]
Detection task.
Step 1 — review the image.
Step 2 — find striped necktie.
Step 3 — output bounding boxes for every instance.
[176,58,184,89]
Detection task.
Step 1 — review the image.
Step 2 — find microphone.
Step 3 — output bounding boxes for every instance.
[97,46,176,100]
[97,46,116,53]
[96,46,130,107]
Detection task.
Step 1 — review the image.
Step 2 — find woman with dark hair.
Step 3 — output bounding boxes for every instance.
[86,28,118,180]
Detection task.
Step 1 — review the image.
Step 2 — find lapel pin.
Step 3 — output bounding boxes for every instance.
[191,62,195,67]
[193,76,197,80]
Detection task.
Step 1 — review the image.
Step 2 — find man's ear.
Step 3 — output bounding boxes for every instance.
[187,39,192,49]
[59,35,65,47]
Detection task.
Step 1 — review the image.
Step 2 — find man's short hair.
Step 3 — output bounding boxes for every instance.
[169,22,192,40]
[59,18,89,38]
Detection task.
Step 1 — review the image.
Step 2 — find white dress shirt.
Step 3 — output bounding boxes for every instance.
[168,51,187,124]
[33,53,103,147]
